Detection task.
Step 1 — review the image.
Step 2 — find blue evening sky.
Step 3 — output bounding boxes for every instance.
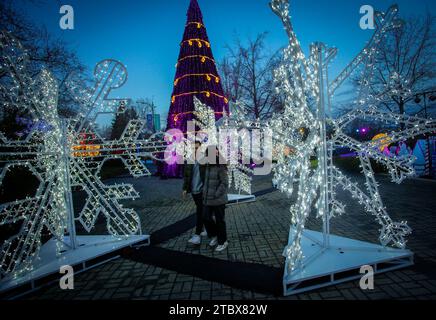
[15,0,436,120]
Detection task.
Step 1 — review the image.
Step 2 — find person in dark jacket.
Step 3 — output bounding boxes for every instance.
[183,141,207,245]
[202,146,229,252]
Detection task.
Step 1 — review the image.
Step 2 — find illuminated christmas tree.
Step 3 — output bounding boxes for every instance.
[163,0,229,177]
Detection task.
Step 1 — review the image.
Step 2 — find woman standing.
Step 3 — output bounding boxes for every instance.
[202,147,229,252]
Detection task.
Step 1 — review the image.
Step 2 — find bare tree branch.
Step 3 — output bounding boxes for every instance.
[219,33,283,120]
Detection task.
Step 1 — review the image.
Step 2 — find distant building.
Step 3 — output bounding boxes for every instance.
[146,113,161,132]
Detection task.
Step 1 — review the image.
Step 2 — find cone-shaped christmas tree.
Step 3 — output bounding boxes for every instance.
[163,0,229,177]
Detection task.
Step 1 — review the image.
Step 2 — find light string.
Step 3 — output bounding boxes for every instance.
[172,110,226,124]
[181,38,211,48]
[186,21,204,29]
[175,55,215,67]
[174,73,220,86]
[171,91,228,104]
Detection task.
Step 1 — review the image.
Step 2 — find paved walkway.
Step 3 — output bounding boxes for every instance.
[25,174,436,300]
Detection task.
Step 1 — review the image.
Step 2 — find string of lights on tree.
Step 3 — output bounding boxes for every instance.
[164,0,229,178]
[268,0,436,272]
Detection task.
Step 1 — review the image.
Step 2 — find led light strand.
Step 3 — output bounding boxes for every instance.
[171,91,228,104]
[186,22,204,29]
[176,55,215,67]
[172,110,226,124]
[174,73,220,86]
[181,38,211,48]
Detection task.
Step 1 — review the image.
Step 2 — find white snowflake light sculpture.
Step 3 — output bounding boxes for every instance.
[0,32,67,277]
[0,33,167,280]
[191,97,254,194]
[65,60,167,237]
[269,0,436,277]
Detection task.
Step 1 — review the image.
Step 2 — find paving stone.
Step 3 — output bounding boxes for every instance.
[387,283,410,297]
[170,292,190,300]
[408,287,432,296]
[23,175,436,300]
[399,281,422,289]
[320,291,342,299]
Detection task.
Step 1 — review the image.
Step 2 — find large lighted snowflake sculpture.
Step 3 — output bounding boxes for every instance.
[269,0,436,274]
[0,32,67,277]
[0,32,166,279]
[64,59,167,236]
[190,97,255,194]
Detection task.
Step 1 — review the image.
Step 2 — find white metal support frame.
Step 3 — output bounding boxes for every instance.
[0,235,150,299]
[227,193,256,205]
[283,229,413,295]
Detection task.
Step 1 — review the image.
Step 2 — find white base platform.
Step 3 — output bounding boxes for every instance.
[283,229,414,295]
[227,193,256,204]
[0,235,149,298]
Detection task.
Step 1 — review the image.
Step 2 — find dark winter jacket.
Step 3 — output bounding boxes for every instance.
[203,164,228,206]
[183,163,206,194]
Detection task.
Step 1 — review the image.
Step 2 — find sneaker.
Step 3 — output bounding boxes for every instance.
[188,235,201,245]
[208,237,218,247]
[200,230,208,237]
[215,241,229,252]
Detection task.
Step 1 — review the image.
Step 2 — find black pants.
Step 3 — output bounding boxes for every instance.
[203,205,227,245]
[192,193,204,235]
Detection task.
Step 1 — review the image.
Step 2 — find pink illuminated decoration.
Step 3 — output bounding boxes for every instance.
[162,0,229,178]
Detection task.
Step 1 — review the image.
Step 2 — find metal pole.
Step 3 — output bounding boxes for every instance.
[317,44,330,248]
[62,120,77,249]
[325,54,333,242]
[151,98,156,133]
[423,93,432,177]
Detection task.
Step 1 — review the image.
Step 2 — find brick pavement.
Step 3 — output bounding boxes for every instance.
[23,174,436,300]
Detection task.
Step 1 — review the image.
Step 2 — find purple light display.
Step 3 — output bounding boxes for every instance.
[162,0,229,178]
